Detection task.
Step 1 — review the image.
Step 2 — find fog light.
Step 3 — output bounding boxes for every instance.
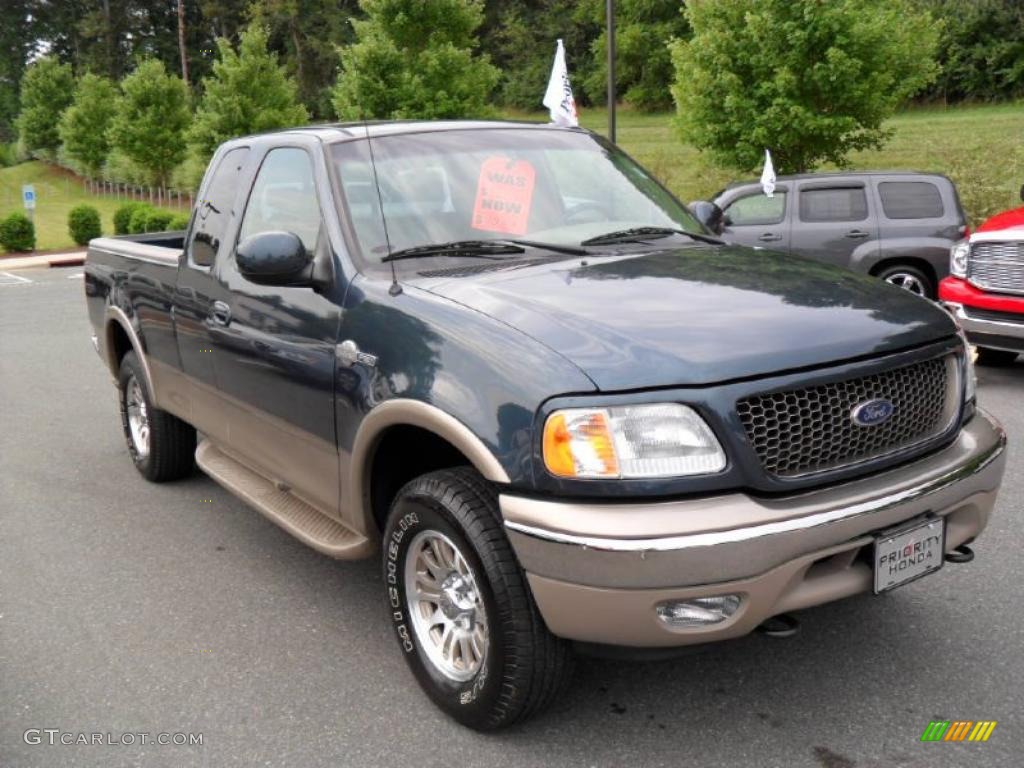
[656,595,742,628]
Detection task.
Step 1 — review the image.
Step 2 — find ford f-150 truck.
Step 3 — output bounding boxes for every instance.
[941,186,1024,366]
[85,121,1007,730]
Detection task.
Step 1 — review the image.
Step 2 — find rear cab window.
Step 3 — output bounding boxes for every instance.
[188,146,250,267]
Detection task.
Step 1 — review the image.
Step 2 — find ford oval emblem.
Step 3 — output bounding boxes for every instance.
[851,398,895,427]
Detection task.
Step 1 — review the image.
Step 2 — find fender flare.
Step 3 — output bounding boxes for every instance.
[104,305,156,402]
[349,399,511,532]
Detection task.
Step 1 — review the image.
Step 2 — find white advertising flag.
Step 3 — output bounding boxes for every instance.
[760,149,776,198]
[543,39,579,128]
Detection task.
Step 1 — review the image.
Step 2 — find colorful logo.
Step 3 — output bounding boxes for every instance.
[920,720,997,742]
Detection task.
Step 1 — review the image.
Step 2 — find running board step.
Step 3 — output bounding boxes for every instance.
[196,440,369,558]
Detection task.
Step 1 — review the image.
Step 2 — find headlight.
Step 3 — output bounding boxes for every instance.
[542,404,726,479]
[958,329,977,403]
[950,241,970,278]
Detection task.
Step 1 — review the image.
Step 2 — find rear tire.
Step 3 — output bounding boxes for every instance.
[975,347,1019,367]
[877,264,935,300]
[382,467,573,730]
[118,351,195,481]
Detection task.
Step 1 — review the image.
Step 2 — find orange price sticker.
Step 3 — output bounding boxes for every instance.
[471,156,536,236]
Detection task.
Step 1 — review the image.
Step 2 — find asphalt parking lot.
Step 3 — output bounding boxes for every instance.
[2,266,1022,768]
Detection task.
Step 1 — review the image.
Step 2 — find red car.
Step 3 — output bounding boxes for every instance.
[940,187,1024,365]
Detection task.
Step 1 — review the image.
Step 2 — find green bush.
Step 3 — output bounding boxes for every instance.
[168,213,191,231]
[143,210,174,232]
[128,206,152,234]
[0,212,36,252]
[113,202,147,235]
[68,204,102,245]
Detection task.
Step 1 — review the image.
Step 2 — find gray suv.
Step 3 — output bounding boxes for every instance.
[698,172,968,299]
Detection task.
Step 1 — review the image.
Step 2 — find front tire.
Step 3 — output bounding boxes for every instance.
[118,351,196,481]
[976,347,1019,367]
[382,467,573,730]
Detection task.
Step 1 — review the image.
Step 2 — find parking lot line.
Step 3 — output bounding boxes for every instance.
[0,271,32,285]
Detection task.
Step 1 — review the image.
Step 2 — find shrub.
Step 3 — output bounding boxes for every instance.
[143,210,175,232]
[168,213,191,231]
[0,212,36,252]
[128,206,152,234]
[68,205,102,245]
[113,202,147,235]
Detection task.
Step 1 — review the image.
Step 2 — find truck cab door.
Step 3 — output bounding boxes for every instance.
[719,184,791,251]
[174,146,250,441]
[211,146,343,518]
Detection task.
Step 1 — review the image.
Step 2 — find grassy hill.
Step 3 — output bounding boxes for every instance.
[0,162,184,252]
[576,102,1024,226]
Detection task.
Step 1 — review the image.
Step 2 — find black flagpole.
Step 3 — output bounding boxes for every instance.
[606,0,616,143]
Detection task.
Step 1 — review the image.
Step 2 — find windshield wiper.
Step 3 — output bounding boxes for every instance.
[382,240,526,263]
[580,226,723,247]
[381,238,588,263]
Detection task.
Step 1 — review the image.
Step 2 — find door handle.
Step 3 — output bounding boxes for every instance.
[844,230,870,239]
[757,233,783,242]
[210,301,231,326]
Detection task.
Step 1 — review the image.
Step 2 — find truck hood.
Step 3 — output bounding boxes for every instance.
[414,246,957,391]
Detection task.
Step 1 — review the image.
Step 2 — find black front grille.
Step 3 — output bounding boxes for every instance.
[964,306,1024,325]
[737,356,956,478]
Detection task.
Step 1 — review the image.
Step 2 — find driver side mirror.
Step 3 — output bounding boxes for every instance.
[236,231,314,287]
[688,201,724,234]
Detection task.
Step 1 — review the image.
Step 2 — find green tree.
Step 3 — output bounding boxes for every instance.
[671,0,940,173]
[332,0,500,120]
[17,56,75,157]
[0,0,32,142]
[487,1,601,110]
[59,74,119,178]
[109,60,191,186]
[918,0,1024,103]
[582,0,690,111]
[249,0,358,118]
[188,25,308,160]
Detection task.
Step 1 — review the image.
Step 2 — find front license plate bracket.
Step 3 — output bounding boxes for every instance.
[873,516,945,594]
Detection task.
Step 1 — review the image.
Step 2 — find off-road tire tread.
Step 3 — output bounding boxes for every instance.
[394,467,573,729]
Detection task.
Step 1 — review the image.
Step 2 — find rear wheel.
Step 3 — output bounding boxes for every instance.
[976,347,1019,367]
[382,467,573,730]
[118,351,196,481]
[877,264,935,300]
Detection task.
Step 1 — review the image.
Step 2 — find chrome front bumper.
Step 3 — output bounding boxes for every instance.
[502,412,1005,647]
[945,302,1024,352]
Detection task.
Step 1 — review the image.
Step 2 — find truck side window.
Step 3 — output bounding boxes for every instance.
[724,192,787,226]
[799,187,868,222]
[189,146,250,267]
[878,181,944,219]
[239,148,322,252]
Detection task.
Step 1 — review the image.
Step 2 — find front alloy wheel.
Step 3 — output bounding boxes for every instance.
[382,467,573,730]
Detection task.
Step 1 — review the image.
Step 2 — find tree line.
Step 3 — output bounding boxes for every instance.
[1,0,1021,188]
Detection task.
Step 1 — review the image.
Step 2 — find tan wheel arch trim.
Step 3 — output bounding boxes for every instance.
[103,306,156,401]
[349,399,511,534]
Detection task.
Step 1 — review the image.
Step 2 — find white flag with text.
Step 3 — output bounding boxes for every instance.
[543,39,578,128]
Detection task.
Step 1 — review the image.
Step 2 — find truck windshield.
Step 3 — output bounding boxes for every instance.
[329,128,704,264]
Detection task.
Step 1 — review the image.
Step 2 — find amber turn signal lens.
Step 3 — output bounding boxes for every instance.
[542,409,619,478]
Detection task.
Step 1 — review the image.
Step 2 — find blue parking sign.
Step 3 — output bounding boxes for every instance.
[22,184,36,210]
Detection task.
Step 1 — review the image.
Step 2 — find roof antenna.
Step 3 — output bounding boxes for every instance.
[363,119,401,296]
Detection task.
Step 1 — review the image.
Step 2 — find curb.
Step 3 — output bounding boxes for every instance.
[0,251,87,270]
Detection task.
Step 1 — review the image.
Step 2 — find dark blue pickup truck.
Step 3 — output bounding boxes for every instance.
[85,121,1006,730]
